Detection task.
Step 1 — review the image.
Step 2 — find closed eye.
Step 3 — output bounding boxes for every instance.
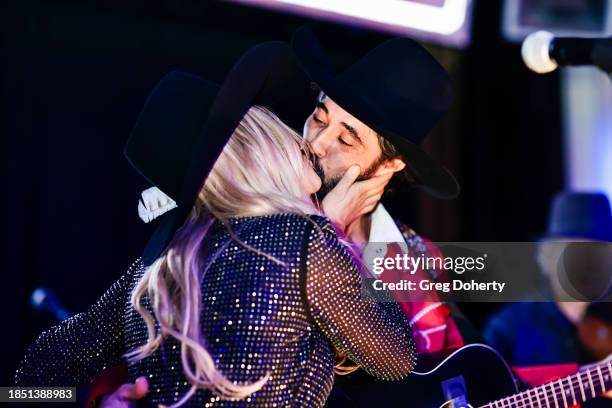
[313,115,325,125]
[341,122,362,146]
[339,137,353,147]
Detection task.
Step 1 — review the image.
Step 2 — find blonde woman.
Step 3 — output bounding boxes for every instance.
[15,51,416,408]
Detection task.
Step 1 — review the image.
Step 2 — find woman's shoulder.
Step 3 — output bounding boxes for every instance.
[273,213,338,240]
[230,213,336,233]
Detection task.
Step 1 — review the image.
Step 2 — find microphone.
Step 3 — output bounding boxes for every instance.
[31,287,72,322]
[521,31,612,74]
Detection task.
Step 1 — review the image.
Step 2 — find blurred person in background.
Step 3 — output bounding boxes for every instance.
[484,192,612,399]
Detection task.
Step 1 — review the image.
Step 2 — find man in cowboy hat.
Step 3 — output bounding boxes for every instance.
[292,25,466,351]
[93,29,468,407]
[288,27,467,407]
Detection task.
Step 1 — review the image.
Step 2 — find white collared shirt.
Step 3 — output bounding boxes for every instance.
[368,203,406,244]
[362,203,409,277]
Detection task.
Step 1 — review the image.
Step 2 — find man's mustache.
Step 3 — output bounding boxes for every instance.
[312,157,341,199]
[312,155,386,192]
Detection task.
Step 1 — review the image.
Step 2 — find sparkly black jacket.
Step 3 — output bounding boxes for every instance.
[15,214,416,407]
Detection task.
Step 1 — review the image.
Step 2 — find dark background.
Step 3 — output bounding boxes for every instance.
[1,0,563,384]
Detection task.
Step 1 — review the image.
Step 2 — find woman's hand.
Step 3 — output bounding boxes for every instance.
[322,161,402,231]
[98,377,148,408]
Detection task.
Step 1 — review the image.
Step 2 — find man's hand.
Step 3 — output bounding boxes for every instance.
[321,164,395,231]
[98,376,148,408]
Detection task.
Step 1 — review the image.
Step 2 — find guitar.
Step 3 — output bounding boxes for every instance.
[326,344,611,408]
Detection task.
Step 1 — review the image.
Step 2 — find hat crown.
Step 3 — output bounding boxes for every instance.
[340,38,453,114]
[547,192,612,241]
[124,71,220,199]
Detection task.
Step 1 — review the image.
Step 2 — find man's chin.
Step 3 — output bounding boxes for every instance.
[312,160,341,199]
[316,177,341,199]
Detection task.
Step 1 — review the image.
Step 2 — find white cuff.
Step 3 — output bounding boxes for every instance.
[137,186,177,223]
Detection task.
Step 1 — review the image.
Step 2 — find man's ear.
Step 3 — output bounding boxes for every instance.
[372,158,406,177]
[387,158,406,173]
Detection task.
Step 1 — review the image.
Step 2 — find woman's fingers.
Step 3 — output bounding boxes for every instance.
[334,165,361,194]
[361,195,383,214]
[118,376,149,400]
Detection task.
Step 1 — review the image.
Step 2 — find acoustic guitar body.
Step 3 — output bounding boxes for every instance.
[326,344,519,408]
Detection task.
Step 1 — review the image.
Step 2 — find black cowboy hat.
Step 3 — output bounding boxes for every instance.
[291,27,459,199]
[125,41,299,266]
[543,192,612,242]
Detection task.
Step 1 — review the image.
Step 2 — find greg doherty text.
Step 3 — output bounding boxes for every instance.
[371,279,506,294]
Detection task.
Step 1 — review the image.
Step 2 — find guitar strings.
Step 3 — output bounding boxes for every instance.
[482,362,611,408]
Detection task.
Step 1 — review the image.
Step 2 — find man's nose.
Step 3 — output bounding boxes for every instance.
[309,128,333,158]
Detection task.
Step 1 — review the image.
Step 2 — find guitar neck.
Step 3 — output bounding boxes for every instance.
[481,360,612,408]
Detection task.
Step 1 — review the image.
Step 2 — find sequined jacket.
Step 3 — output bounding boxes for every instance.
[15,214,416,407]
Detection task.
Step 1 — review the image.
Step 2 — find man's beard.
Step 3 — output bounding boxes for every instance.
[312,155,388,199]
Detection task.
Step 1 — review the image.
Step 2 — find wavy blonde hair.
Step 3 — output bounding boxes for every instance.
[123,106,330,407]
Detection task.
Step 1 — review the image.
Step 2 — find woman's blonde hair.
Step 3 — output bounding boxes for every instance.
[124,106,323,407]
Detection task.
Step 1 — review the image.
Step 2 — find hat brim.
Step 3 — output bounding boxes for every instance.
[291,27,459,199]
